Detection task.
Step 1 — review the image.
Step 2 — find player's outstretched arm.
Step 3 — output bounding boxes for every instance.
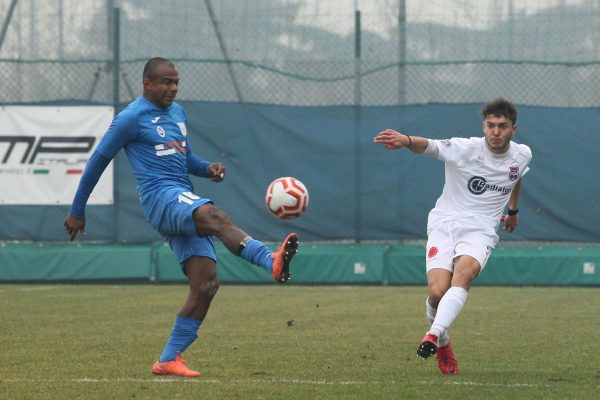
[64,151,112,241]
[373,129,429,154]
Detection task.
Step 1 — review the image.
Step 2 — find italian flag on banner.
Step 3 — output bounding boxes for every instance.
[0,106,114,205]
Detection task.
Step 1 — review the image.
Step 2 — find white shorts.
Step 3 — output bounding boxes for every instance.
[425,221,498,274]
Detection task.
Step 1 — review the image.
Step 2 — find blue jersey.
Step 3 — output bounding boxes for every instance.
[98,96,210,200]
[71,96,213,229]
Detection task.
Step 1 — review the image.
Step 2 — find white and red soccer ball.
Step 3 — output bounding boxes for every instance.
[265,177,309,219]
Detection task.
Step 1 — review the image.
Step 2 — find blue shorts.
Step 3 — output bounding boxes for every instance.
[144,187,217,271]
[168,235,217,274]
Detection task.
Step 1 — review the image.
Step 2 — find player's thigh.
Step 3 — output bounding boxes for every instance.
[153,189,212,236]
[192,203,236,236]
[454,229,495,271]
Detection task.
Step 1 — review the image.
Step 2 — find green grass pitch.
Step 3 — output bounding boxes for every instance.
[1,284,598,399]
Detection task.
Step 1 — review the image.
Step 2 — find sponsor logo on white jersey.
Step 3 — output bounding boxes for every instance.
[467,176,511,195]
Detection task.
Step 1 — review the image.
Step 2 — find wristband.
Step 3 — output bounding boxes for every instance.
[507,208,518,216]
[405,135,412,147]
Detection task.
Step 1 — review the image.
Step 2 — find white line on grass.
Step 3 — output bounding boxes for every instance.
[16,286,60,292]
[2,377,546,388]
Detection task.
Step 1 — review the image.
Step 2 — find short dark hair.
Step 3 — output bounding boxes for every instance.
[143,57,174,80]
[481,98,517,124]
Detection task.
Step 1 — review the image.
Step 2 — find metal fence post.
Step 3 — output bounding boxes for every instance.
[112,6,121,241]
[0,0,18,53]
[354,8,362,242]
[398,0,406,105]
[112,7,120,110]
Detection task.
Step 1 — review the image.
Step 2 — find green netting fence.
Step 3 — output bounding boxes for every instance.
[1,0,598,107]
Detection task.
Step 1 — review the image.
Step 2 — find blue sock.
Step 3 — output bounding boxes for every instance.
[240,239,273,271]
[158,316,202,363]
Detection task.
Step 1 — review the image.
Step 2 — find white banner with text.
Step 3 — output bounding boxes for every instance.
[0,106,114,205]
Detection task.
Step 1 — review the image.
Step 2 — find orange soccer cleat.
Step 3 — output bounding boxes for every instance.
[416,333,438,359]
[436,340,459,375]
[175,353,187,365]
[152,358,200,378]
[271,233,299,283]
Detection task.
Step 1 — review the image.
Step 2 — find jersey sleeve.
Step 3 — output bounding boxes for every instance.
[186,149,212,178]
[518,143,533,178]
[423,138,470,165]
[95,109,138,158]
[69,109,138,218]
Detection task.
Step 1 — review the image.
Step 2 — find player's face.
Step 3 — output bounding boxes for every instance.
[144,63,179,108]
[483,115,516,154]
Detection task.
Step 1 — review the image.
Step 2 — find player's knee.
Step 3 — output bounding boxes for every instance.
[193,204,234,236]
[190,274,220,300]
[207,275,220,299]
[427,284,447,305]
[452,267,479,289]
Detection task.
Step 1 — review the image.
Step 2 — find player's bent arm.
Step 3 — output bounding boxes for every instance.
[502,178,523,233]
[507,178,522,211]
[186,151,212,178]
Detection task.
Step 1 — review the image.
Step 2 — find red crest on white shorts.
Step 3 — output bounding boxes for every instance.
[428,246,439,259]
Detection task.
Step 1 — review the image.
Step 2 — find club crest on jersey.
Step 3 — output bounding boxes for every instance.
[156,126,166,137]
[508,165,519,181]
[177,122,188,137]
[441,139,451,147]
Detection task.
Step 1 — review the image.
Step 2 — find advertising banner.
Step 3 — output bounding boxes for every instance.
[0,106,114,205]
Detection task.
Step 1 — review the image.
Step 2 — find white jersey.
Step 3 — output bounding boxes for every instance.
[424,137,532,235]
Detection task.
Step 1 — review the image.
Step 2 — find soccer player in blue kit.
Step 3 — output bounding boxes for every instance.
[64,57,299,378]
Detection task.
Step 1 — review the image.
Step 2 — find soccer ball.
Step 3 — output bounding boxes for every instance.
[265,177,309,219]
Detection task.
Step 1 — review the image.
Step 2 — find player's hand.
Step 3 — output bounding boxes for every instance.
[501,214,518,233]
[208,163,225,182]
[373,129,411,149]
[64,214,86,241]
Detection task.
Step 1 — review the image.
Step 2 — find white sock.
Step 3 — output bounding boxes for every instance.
[425,297,436,326]
[426,297,449,346]
[429,287,468,341]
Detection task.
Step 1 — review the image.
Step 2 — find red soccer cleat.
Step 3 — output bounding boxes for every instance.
[152,358,201,378]
[271,233,299,283]
[436,340,459,375]
[416,333,438,359]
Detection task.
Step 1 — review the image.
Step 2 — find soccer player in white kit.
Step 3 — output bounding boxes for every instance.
[373,98,532,375]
